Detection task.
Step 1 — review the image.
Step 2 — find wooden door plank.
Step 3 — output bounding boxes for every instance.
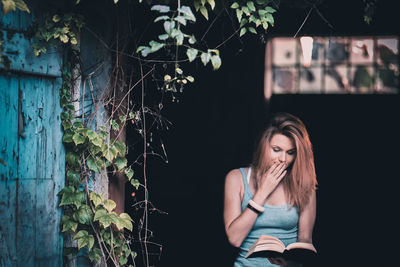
[0,75,18,180]
[35,179,63,266]
[0,180,17,266]
[16,178,36,266]
[0,30,62,77]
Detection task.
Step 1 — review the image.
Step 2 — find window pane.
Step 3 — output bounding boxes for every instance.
[325,66,349,93]
[377,38,398,65]
[272,38,297,66]
[326,38,349,64]
[376,67,399,93]
[350,38,374,64]
[272,67,297,93]
[350,66,374,93]
[299,67,322,93]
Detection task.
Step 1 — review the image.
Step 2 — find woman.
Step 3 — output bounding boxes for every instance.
[224,112,317,267]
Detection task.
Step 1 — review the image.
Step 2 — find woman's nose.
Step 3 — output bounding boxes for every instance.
[279,153,286,162]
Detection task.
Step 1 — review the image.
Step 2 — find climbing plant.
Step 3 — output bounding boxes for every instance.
[58,61,138,265]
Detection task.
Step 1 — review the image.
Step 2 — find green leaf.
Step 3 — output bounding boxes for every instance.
[236,9,243,22]
[111,120,119,131]
[176,67,183,74]
[265,13,274,26]
[262,20,268,30]
[104,199,116,213]
[61,215,78,232]
[188,35,197,44]
[89,192,102,208]
[62,132,74,143]
[154,15,169,22]
[115,156,128,171]
[174,16,187,26]
[73,120,84,128]
[199,6,208,20]
[115,213,133,231]
[264,6,277,13]
[65,151,80,167]
[241,6,250,16]
[249,14,257,23]
[178,6,196,22]
[176,31,184,45]
[140,47,152,57]
[240,18,248,27]
[59,187,85,209]
[210,55,222,70]
[248,27,257,34]
[240,27,247,37]
[130,178,140,190]
[74,204,94,225]
[164,20,175,35]
[103,145,118,162]
[119,256,128,265]
[150,5,170,13]
[66,170,81,187]
[62,120,73,130]
[91,136,103,147]
[87,156,101,173]
[200,52,211,66]
[230,2,239,9]
[149,40,164,52]
[86,129,97,141]
[94,209,114,228]
[136,46,147,53]
[125,167,134,180]
[207,0,215,10]
[73,230,94,251]
[88,248,102,263]
[247,1,256,12]
[2,0,16,14]
[158,34,169,40]
[186,48,198,62]
[186,76,195,83]
[113,140,126,156]
[72,133,86,145]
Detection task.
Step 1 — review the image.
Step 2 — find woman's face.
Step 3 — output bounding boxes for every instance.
[268,133,296,168]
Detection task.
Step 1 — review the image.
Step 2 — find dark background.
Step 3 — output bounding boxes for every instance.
[125,1,400,267]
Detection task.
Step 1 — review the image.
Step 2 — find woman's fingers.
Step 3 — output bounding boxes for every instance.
[277,169,287,181]
[268,162,279,175]
[271,162,286,177]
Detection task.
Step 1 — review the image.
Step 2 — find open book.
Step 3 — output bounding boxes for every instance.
[245,235,317,263]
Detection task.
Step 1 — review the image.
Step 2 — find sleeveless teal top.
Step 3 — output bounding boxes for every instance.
[233,167,301,267]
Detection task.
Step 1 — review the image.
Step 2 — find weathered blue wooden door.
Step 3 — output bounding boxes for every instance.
[0,8,65,267]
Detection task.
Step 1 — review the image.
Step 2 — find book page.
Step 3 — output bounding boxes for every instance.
[286,242,317,253]
[253,243,285,253]
[257,235,285,247]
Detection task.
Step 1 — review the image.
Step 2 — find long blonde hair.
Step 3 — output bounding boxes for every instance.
[251,112,317,211]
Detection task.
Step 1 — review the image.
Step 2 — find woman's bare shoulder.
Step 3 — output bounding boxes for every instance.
[225,168,244,186]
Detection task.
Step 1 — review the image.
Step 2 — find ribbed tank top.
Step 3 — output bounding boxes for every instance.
[238,167,299,256]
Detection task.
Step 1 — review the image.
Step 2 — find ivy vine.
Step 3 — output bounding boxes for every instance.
[58,58,139,266]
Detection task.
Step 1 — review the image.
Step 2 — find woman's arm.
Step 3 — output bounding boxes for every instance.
[297,190,317,243]
[224,164,287,247]
[223,169,258,247]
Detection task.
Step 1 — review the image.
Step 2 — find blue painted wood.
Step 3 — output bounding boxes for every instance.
[0,74,65,267]
[0,6,65,267]
[0,9,32,31]
[0,75,18,179]
[0,30,62,77]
